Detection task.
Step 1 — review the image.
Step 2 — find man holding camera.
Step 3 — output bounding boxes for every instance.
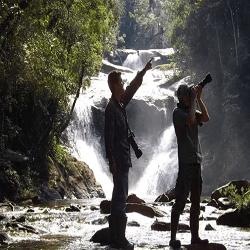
[170,74,211,248]
[104,60,152,249]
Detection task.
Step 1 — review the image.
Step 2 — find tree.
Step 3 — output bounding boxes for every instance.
[0,0,123,201]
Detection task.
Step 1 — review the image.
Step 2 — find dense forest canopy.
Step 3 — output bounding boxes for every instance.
[0,0,250,201]
[0,0,123,201]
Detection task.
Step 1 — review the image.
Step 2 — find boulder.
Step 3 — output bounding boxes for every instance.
[65,204,81,212]
[182,243,227,250]
[127,221,140,227]
[166,188,175,201]
[154,194,169,202]
[100,200,111,214]
[100,200,165,218]
[0,202,14,213]
[90,227,110,245]
[151,221,189,231]
[0,232,10,245]
[126,203,165,218]
[206,199,218,208]
[211,180,250,201]
[216,208,250,227]
[217,197,235,210]
[205,223,215,231]
[127,194,145,204]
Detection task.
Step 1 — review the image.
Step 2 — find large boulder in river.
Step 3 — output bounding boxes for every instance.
[211,180,250,201]
[216,208,250,227]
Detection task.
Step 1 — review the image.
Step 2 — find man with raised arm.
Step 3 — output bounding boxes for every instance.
[170,82,210,248]
[105,60,152,249]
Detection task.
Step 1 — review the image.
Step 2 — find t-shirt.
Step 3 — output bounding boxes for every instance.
[173,103,203,164]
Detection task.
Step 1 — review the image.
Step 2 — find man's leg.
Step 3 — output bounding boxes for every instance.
[170,162,190,248]
[190,164,208,245]
[111,168,133,249]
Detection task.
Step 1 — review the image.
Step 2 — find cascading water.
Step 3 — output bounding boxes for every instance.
[66,49,186,199]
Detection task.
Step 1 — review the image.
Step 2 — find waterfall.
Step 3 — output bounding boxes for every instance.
[67,49,186,199]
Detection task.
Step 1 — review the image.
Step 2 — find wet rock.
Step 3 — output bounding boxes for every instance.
[154,193,169,202]
[205,223,215,231]
[90,205,99,211]
[90,227,110,245]
[0,215,5,221]
[217,197,235,210]
[151,221,190,231]
[165,188,175,201]
[126,203,165,218]
[100,200,165,218]
[211,180,250,201]
[101,59,134,74]
[13,216,25,223]
[183,243,227,250]
[65,204,81,212]
[207,199,218,208]
[200,205,206,212]
[26,208,35,213]
[127,220,140,227]
[6,223,42,234]
[216,208,250,227]
[201,199,210,204]
[0,232,10,245]
[0,202,14,213]
[126,194,145,204]
[100,200,111,214]
[91,217,108,225]
[32,195,46,205]
[20,199,33,206]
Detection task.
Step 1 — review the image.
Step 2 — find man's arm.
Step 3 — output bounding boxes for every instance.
[196,85,210,123]
[104,104,116,175]
[122,61,152,106]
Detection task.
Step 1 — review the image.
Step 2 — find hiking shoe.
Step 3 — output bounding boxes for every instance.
[169,239,181,248]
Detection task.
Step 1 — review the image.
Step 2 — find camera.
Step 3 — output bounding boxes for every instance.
[128,131,142,159]
[198,73,212,88]
[188,73,212,93]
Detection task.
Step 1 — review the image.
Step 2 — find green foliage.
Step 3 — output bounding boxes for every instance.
[220,185,250,212]
[0,0,123,201]
[51,137,67,165]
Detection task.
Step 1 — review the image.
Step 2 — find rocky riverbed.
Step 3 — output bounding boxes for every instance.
[0,181,250,250]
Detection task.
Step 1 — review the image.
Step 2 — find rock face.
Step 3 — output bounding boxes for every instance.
[47,153,105,200]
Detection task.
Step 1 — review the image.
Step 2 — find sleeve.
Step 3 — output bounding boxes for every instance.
[121,70,145,107]
[104,103,116,164]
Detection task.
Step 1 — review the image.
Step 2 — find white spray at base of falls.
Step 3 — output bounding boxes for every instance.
[67,49,188,199]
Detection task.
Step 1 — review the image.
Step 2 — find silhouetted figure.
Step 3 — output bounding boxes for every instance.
[105,61,152,249]
[170,83,210,248]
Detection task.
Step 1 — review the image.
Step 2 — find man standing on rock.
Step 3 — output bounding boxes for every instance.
[105,60,152,249]
[170,78,211,248]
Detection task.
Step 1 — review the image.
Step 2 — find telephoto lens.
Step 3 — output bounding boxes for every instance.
[198,73,212,88]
